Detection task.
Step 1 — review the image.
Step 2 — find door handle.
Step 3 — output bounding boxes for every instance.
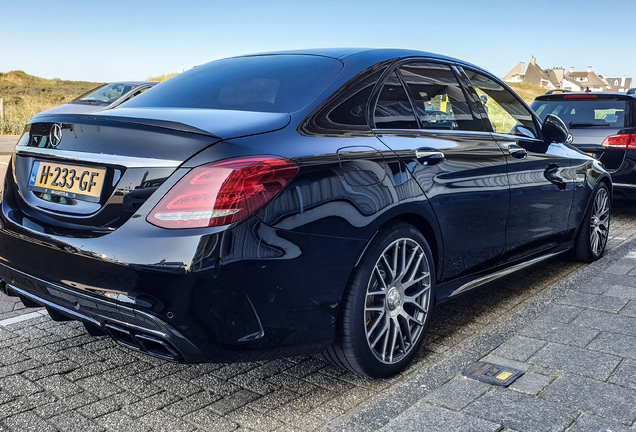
[415,149,445,165]
[508,145,527,159]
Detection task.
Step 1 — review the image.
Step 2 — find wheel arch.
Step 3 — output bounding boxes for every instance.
[353,212,443,284]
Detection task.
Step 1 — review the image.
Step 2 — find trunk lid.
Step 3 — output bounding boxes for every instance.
[6,109,290,235]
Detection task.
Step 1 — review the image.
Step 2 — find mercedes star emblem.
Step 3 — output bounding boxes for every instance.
[49,124,63,148]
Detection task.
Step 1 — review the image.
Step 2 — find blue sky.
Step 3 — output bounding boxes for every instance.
[2,0,635,83]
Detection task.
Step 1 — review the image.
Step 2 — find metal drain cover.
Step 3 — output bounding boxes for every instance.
[462,362,523,386]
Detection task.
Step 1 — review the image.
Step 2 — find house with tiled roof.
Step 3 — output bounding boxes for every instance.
[563,66,609,91]
[605,76,633,92]
[503,58,618,92]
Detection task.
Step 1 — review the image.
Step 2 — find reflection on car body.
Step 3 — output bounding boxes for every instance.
[0,49,611,378]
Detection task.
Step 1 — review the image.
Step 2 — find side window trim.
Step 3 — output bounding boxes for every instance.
[454,66,489,132]
[395,68,423,129]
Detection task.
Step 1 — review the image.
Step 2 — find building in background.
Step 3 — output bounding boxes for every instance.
[503,57,632,92]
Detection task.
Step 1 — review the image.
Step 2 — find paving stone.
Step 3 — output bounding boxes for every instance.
[577,279,609,295]
[463,388,578,432]
[163,390,222,417]
[621,301,636,317]
[283,358,327,378]
[207,389,260,415]
[268,404,326,430]
[604,285,636,300]
[76,375,124,398]
[139,411,196,432]
[50,410,105,432]
[478,354,531,372]
[558,292,629,312]
[266,373,320,395]
[183,408,239,432]
[379,402,500,432]
[518,319,599,347]
[591,273,636,288]
[541,304,584,323]
[21,360,78,381]
[4,411,57,432]
[121,391,180,418]
[153,375,200,398]
[509,372,553,395]
[0,359,44,379]
[228,373,280,396]
[423,377,490,410]
[38,375,83,397]
[248,388,298,413]
[0,375,42,397]
[609,359,636,390]
[490,335,546,362]
[572,309,636,336]
[605,259,636,275]
[588,332,636,359]
[541,373,636,424]
[0,349,29,367]
[225,406,285,431]
[112,377,162,399]
[0,391,57,420]
[302,372,354,393]
[190,374,241,396]
[96,411,151,432]
[528,343,621,380]
[568,414,636,432]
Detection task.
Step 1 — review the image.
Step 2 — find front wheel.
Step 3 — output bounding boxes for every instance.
[574,183,610,262]
[322,222,434,378]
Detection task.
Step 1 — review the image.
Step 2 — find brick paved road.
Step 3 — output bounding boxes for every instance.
[0,201,635,431]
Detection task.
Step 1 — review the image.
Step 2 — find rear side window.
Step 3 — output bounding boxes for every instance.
[399,62,477,131]
[531,99,627,128]
[373,72,418,129]
[123,55,343,113]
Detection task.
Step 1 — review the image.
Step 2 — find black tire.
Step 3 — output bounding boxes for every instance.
[322,222,435,378]
[574,182,610,263]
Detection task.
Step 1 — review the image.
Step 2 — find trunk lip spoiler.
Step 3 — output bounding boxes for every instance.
[15,146,182,168]
[29,113,222,139]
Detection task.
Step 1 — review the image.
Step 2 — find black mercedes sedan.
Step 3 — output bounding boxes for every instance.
[0,49,611,378]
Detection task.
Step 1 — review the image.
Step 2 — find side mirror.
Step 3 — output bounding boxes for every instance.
[542,114,569,143]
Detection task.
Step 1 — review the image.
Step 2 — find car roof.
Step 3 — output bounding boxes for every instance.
[232,47,478,68]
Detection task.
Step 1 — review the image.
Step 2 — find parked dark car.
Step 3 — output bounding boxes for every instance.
[0,49,611,377]
[35,81,158,116]
[531,90,636,199]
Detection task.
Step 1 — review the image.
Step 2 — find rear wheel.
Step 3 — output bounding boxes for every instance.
[574,183,610,262]
[323,222,434,378]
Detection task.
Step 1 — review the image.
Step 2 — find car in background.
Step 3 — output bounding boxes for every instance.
[35,81,158,116]
[531,89,636,199]
[0,49,611,378]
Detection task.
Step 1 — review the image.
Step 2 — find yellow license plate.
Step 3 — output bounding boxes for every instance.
[28,160,106,203]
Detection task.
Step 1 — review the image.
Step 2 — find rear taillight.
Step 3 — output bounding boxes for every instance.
[602,134,636,149]
[148,156,298,229]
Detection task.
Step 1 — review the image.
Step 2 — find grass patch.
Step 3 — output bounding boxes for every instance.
[0,71,102,135]
[507,82,548,105]
[147,73,179,82]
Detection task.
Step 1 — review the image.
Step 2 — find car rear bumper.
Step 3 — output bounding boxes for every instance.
[0,264,208,362]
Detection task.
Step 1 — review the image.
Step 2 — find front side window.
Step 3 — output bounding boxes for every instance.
[399,62,476,131]
[464,70,539,139]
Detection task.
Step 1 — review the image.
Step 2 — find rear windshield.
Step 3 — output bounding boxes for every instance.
[124,55,343,113]
[531,98,627,128]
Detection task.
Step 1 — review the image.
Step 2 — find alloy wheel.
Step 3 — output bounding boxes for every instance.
[364,238,431,364]
[590,187,610,256]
